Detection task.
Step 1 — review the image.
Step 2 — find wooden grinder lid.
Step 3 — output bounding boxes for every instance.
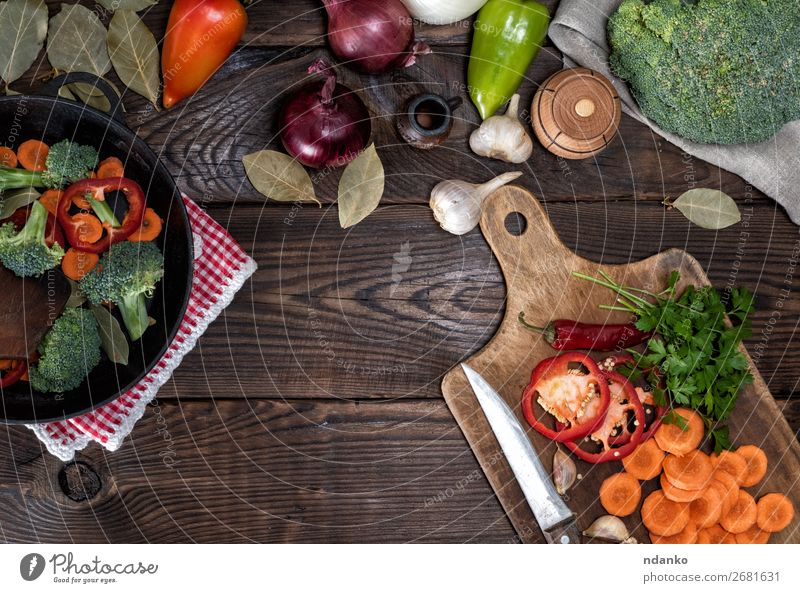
[532,68,621,160]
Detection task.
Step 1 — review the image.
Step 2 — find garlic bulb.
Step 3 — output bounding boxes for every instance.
[583,515,637,544]
[401,0,488,25]
[430,171,523,235]
[469,94,533,163]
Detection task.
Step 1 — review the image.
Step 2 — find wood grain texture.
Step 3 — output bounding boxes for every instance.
[441,186,800,544]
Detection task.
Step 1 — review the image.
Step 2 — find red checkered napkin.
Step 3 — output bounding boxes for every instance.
[27,197,257,461]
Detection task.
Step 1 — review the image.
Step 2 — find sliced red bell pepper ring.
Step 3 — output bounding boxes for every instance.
[521,352,611,443]
[0,359,27,389]
[57,177,146,254]
[562,370,646,463]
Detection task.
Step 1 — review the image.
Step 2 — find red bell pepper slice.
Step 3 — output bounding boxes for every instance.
[521,352,611,443]
[57,177,146,254]
[0,359,27,389]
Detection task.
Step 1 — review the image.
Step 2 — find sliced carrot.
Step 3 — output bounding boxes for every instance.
[641,490,691,536]
[599,472,642,517]
[0,146,17,168]
[650,521,698,544]
[735,524,771,544]
[39,190,64,217]
[697,524,736,544]
[654,408,704,456]
[663,450,713,491]
[96,156,124,179]
[714,450,749,486]
[70,213,104,244]
[61,248,99,281]
[660,473,705,502]
[128,207,163,242]
[16,139,49,171]
[712,470,740,516]
[720,490,757,534]
[0,359,13,371]
[756,493,795,533]
[622,438,665,481]
[736,445,768,487]
[689,484,724,529]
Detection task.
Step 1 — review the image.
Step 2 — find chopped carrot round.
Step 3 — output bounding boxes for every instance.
[0,146,17,168]
[622,438,665,481]
[96,156,125,179]
[0,359,13,370]
[17,139,49,171]
[641,490,690,536]
[663,450,713,491]
[712,470,740,516]
[61,248,99,281]
[697,524,736,544]
[714,450,749,486]
[70,213,104,244]
[660,473,705,502]
[736,445,768,487]
[654,408,704,456]
[689,484,724,528]
[39,190,64,217]
[128,207,163,242]
[650,521,698,544]
[756,493,795,533]
[735,524,771,544]
[720,490,757,534]
[599,472,642,517]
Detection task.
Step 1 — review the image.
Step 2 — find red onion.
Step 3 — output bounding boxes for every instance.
[322,0,431,74]
[279,59,372,169]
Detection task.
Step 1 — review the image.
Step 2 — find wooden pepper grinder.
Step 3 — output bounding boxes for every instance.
[531,68,621,160]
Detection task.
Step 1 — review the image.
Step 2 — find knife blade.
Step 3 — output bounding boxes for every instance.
[461,363,581,544]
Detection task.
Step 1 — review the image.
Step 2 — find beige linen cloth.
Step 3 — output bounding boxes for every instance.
[548,0,800,224]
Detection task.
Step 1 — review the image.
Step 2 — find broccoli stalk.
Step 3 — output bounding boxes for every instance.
[79,241,164,341]
[29,307,102,394]
[0,201,65,277]
[0,140,98,191]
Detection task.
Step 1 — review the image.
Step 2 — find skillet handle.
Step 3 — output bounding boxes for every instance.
[39,73,125,124]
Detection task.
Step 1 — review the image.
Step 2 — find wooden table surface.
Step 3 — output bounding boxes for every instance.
[1,0,798,543]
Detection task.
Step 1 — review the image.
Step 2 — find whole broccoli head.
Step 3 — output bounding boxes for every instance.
[608,0,800,144]
[0,201,64,277]
[29,307,102,393]
[79,241,164,341]
[40,140,98,188]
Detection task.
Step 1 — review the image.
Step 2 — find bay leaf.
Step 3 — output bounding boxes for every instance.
[337,144,384,228]
[0,187,40,219]
[107,9,160,107]
[242,150,319,205]
[0,0,48,87]
[667,189,741,230]
[65,279,86,308]
[91,304,129,365]
[97,0,158,11]
[47,4,111,76]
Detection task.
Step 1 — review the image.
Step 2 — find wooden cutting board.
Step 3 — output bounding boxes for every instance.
[442,186,800,544]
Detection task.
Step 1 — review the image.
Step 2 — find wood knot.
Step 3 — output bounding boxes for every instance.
[58,461,102,502]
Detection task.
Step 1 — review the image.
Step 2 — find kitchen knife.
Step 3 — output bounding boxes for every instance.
[461,363,581,544]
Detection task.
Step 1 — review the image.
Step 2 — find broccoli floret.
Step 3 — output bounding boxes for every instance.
[79,241,164,341]
[0,201,64,277]
[0,140,98,191]
[608,0,800,144]
[29,307,102,394]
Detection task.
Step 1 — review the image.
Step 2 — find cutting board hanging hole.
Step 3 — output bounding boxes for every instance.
[504,211,528,237]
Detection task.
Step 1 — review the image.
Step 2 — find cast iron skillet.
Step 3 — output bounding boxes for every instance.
[0,73,193,424]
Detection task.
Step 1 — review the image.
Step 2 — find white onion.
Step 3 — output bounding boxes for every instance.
[400,0,488,25]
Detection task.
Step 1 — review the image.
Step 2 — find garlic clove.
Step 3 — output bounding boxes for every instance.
[583,515,636,544]
[553,447,577,496]
[469,94,533,164]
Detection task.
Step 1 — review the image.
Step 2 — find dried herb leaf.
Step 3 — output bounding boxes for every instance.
[666,189,741,230]
[65,279,86,308]
[242,150,319,205]
[91,304,129,365]
[59,80,121,113]
[108,9,160,107]
[97,0,158,11]
[337,144,384,228]
[47,4,111,76]
[0,187,40,219]
[0,0,48,87]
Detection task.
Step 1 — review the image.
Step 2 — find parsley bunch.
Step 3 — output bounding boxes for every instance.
[574,270,755,451]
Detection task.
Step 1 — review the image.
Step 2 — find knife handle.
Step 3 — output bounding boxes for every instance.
[544,518,582,544]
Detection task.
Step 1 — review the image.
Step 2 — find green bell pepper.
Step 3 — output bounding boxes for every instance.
[468,0,551,120]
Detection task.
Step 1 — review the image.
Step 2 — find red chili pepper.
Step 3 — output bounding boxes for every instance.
[562,370,646,463]
[518,312,651,351]
[58,178,146,254]
[161,0,248,109]
[0,359,27,388]
[521,352,611,443]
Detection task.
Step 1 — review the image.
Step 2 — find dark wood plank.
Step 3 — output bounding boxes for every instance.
[0,399,514,543]
[157,199,800,400]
